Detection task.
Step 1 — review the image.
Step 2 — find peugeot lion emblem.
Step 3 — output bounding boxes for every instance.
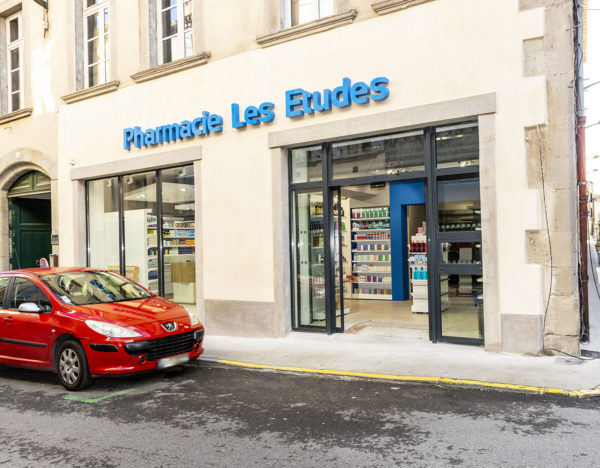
[161,322,178,332]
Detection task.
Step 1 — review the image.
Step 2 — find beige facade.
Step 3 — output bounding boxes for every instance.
[0,0,581,355]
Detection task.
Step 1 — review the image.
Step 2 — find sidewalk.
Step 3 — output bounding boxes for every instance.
[201,332,600,397]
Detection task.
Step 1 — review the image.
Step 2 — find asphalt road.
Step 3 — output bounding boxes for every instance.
[0,361,598,467]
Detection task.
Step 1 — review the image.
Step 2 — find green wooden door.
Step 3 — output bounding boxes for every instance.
[11,198,52,269]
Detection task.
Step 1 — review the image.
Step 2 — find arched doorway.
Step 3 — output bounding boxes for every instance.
[8,171,52,269]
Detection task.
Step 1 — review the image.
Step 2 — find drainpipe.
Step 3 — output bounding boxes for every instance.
[575,0,589,342]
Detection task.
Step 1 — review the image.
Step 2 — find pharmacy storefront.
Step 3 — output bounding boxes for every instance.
[61,72,498,349]
[57,4,570,356]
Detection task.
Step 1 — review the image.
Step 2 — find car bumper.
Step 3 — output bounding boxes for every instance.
[83,328,205,376]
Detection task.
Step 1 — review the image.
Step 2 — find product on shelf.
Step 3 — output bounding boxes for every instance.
[350,206,392,300]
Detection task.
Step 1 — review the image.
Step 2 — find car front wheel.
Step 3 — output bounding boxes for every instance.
[57,340,92,391]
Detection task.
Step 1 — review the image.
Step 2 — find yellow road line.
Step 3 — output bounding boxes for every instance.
[216,359,600,398]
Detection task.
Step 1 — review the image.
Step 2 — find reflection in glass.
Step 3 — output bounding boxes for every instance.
[88,38,100,63]
[10,92,20,112]
[10,71,19,91]
[87,13,99,39]
[184,0,193,30]
[332,131,424,179]
[123,172,158,293]
[9,18,19,43]
[292,191,326,327]
[160,166,196,313]
[441,242,482,264]
[10,48,19,70]
[438,179,481,232]
[162,7,178,37]
[88,65,99,88]
[87,177,119,270]
[441,274,483,340]
[291,146,322,183]
[436,123,479,168]
[162,37,177,64]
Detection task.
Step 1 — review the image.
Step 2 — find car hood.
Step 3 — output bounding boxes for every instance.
[75,296,190,326]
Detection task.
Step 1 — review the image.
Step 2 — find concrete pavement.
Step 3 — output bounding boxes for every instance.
[202,331,600,397]
[2,364,599,466]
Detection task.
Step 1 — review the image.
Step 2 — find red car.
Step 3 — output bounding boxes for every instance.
[0,267,204,390]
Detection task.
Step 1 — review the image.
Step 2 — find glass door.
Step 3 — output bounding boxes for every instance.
[436,178,483,342]
[333,189,345,331]
[291,189,326,329]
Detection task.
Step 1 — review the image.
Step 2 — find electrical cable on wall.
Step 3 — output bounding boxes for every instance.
[536,125,553,337]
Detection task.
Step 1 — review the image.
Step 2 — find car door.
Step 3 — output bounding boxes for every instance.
[0,276,12,361]
[0,276,54,367]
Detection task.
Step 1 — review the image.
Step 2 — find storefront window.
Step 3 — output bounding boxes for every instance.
[160,166,195,312]
[292,190,326,328]
[441,274,484,340]
[438,179,481,232]
[87,177,119,270]
[291,146,322,184]
[87,166,197,307]
[332,131,424,180]
[436,123,479,169]
[123,172,158,293]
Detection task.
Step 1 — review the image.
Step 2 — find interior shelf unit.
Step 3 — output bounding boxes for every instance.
[409,233,448,313]
[350,206,392,300]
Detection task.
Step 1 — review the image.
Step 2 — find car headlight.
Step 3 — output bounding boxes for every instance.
[187,310,200,326]
[85,320,142,338]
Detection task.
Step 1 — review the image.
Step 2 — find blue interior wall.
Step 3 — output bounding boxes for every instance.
[389,181,426,301]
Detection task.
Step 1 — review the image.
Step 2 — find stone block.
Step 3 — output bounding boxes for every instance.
[523,38,544,77]
[544,333,580,356]
[544,294,580,336]
[525,229,550,265]
[501,313,544,355]
[204,299,283,338]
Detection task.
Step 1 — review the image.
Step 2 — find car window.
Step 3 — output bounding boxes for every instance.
[40,271,152,306]
[10,278,52,313]
[0,277,9,308]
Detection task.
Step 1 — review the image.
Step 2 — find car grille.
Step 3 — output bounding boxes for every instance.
[145,331,195,361]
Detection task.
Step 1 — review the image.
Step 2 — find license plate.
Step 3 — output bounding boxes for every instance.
[157,353,190,369]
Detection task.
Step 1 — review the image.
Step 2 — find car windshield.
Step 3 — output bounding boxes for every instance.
[40,271,152,306]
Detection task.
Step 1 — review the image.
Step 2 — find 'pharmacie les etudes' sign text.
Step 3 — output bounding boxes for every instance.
[122,77,389,151]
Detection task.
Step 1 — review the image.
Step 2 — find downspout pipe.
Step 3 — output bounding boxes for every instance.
[575,0,589,342]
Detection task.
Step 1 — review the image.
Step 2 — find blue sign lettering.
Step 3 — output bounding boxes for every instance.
[123,77,389,150]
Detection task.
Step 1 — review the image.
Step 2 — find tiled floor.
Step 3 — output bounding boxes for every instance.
[342,297,483,340]
[343,299,429,339]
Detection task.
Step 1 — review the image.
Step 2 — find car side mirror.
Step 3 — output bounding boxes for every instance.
[18,302,43,313]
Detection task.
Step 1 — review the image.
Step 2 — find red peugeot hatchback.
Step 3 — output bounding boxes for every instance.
[0,267,204,390]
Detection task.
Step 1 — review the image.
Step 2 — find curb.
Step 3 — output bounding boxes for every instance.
[201,358,600,398]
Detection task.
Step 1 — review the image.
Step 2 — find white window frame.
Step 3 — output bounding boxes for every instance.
[6,11,23,113]
[282,0,335,28]
[83,0,110,88]
[157,0,193,65]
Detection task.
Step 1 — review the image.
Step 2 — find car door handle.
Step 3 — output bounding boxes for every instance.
[3,316,13,324]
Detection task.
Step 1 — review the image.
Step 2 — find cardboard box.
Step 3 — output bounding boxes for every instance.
[171,261,195,283]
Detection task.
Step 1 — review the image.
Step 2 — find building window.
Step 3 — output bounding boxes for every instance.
[158,0,193,64]
[282,0,334,28]
[6,12,23,112]
[83,0,110,88]
[86,166,196,312]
